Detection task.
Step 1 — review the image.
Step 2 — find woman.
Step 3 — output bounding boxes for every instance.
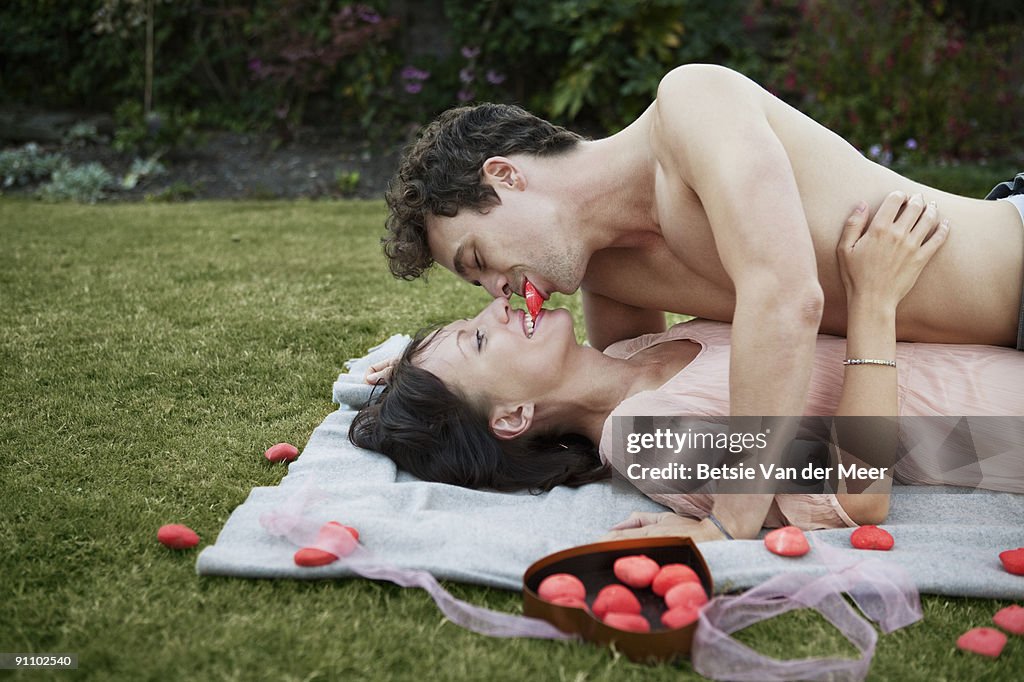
[350,194,1024,540]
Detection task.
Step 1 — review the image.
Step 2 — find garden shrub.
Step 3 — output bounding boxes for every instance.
[39,162,117,203]
[0,145,70,188]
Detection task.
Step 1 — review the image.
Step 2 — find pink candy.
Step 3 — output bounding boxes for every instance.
[538,573,586,603]
[292,521,360,567]
[602,612,650,633]
[993,605,1024,635]
[613,555,660,589]
[661,605,700,629]
[764,526,810,557]
[665,581,709,611]
[157,524,200,549]
[592,584,642,620]
[652,563,701,596]
[956,627,1007,658]
[264,442,299,463]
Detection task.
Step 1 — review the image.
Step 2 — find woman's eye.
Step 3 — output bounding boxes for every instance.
[475,253,483,270]
[475,328,484,350]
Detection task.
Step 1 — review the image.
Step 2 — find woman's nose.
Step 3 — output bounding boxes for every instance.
[484,297,510,322]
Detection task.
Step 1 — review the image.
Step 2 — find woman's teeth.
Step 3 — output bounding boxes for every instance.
[524,310,536,338]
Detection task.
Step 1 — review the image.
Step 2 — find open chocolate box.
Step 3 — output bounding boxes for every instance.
[522,536,713,663]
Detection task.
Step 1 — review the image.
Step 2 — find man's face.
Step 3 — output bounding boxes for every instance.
[425,179,586,303]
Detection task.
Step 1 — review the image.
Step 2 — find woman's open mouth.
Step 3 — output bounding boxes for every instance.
[522,309,542,339]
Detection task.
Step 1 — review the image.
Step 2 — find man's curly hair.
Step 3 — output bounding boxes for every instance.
[383,103,584,280]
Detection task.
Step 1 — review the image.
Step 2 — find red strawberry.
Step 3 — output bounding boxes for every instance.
[764,526,810,557]
[294,547,338,566]
[661,605,700,629]
[264,442,299,463]
[993,605,1024,635]
[613,555,660,589]
[538,573,586,603]
[602,612,650,633]
[592,584,641,619]
[956,627,1007,658]
[665,581,708,610]
[850,525,895,551]
[999,547,1024,576]
[652,564,701,596]
[157,523,200,549]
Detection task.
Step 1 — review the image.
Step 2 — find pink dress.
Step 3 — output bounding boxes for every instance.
[598,320,1024,529]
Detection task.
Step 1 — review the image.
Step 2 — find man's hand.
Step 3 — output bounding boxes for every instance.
[599,511,728,543]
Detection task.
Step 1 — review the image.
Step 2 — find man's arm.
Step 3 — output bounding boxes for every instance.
[583,289,666,351]
[656,65,823,538]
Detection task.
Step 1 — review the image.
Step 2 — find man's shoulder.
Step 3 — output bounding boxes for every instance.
[656,64,749,99]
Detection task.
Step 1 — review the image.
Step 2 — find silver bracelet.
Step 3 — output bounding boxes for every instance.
[705,513,734,540]
[843,358,896,368]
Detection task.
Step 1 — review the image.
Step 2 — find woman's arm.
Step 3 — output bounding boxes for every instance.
[833,192,949,523]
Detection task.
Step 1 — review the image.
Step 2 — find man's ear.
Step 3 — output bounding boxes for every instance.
[481,156,525,190]
[489,402,535,440]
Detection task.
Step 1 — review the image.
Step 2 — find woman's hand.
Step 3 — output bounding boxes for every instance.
[599,511,729,543]
[838,191,950,310]
[364,356,399,384]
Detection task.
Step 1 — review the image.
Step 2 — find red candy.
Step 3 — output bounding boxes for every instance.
[661,605,700,629]
[157,523,200,549]
[264,442,300,463]
[664,581,708,610]
[999,547,1024,576]
[850,525,894,551]
[652,563,701,596]
[602,612,650,633]
[592,584,642,620]
[524,279,543,317]
[956,627,1007,658]
[613,555,660,589]
[550,596,588,610]
[764,526,810,557]
[993,605,1024,635]
[294,547,339,567]
[538,573,587,603]
[326,521,360,542]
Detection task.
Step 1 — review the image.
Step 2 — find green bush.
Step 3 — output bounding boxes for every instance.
[0,145,70,188]
[38,162,117,203]
[766,0,1024,163]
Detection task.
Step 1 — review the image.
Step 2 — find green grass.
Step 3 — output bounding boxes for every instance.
[1,180,1022,681]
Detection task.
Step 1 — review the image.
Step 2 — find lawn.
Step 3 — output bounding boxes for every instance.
[2,167,1022,681]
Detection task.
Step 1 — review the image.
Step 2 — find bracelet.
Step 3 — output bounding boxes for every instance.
[843,358,896,368]
[705,513,734,540]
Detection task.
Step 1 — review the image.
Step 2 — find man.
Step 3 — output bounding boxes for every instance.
[378,64,1024,539]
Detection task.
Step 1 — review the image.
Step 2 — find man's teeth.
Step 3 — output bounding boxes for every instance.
[525,310,535,338]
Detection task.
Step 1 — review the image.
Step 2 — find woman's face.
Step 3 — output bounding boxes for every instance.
[414,297,578,407]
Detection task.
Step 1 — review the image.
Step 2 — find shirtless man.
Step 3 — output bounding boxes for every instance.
[378,64,1024,539]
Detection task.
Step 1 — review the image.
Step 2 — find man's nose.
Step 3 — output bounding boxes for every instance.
[482,274,513,299]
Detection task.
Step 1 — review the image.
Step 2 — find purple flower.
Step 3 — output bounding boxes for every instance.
[358,9,381,24]
[868,144,882,159]
[248,58,263,74]
[457,89,474,102]
[485,70,506,85]
[404,82,423,94]
[460,46,481,59]
[459,67,474,84]
[905,138,918,150]
[401,65,430,81]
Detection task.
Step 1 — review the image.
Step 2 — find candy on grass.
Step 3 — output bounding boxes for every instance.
[613,555,660,589]
[157,524,200,549]
[956,627,1007,658]
[264,442,299,463]
[992,605,1024,635]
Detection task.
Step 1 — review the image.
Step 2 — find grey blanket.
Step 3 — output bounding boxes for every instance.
[197,337,1024,599]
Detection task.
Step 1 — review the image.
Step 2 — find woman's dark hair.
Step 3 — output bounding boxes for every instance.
[382,103,584,281]
[348,328,609,492]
